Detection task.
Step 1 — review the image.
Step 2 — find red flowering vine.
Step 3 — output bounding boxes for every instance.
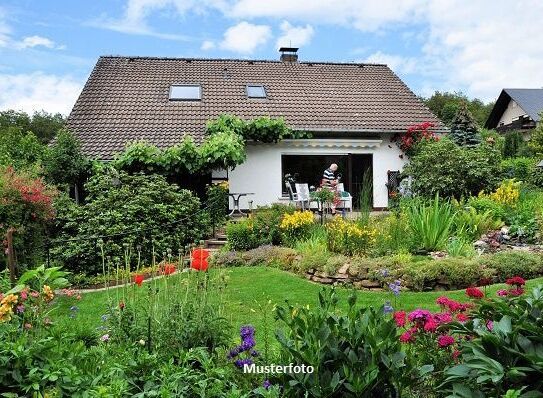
[391,121,439,157]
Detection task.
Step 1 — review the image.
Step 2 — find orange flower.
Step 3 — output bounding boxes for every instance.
[163,263,176,275]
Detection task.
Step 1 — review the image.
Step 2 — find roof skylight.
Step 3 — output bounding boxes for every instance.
[246,84,267,98]
[169,85,201,101]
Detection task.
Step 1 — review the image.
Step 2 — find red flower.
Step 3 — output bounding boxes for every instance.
[393,311,406,327]
[134,274,144,286]
[119,301,125,310]
[497,289,509,297]
[436,296,450,306]
[466,287,484,299]
[191,249,210,271]
[506,276,525,287]
[163,263,176,275]
[452,350,461,360]
[456,313,469,323]
[509,287,525,296]
[437,335,455,348]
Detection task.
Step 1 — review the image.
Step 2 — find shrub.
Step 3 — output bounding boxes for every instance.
[477,251,543,280]
[225,219,259,251]
[241,245,297,268]
[206,181,229,226]
[467,195,507,221]
[449,101,481,147]
[500,157,536,182]
[209,250,245,268]
[52,170,208,275]
[252,203,296,246]
[275,288,416,397]
[280,210,314,241]
[479,179,520,206]
[503,130,525,157]
[391,121,439,157]
[326,216,377,256]
[395,257,487,291]
[406,195,456,252]
[403,138,502,199]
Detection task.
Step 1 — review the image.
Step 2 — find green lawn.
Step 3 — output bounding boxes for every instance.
[57,267,543,342]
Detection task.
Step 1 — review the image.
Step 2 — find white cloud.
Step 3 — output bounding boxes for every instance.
[201,40,215,50]
[220,21,271,53]
[226,0,426,32]
[0,72,83,115]
[275,21,314,49]
[16,35,65,50]
[363,51,417,74]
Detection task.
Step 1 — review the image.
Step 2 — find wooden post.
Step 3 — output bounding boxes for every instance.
[6,228,16,287]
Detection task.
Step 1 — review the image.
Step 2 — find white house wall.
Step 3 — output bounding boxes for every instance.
[498,99,527,126]
[214,135,407,209]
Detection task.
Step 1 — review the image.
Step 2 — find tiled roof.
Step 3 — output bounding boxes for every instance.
[66,56,444,160]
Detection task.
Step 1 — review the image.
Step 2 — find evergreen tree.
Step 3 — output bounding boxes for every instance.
[449,101,481,147]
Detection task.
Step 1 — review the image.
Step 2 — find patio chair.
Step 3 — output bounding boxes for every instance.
[294,183,311,210]
[336,183,353,213]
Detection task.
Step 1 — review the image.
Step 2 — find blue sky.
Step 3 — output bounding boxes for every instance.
[1,0,543,115]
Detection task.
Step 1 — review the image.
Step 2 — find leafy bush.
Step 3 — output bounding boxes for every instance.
[406,195,456,252]
[206,181,229,226]
[275,288,416,397]
[477,251,543,280]
[0,167,57,269]
[503,130,525,158]
[52,170,208,275]
[0,127,45,170]
[225,219,259,251]
[373,212,413,255]
[467,195,507,221]
[500,157,536,182]
[441,285,543,397]
[403,138,502,199]
[326,216,377,255]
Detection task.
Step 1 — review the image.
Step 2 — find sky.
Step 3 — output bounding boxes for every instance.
[1,0,543,115]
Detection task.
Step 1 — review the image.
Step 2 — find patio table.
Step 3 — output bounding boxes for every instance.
[228,192,254,216]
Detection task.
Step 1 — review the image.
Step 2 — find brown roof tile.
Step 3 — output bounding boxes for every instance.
[66,56,444,159]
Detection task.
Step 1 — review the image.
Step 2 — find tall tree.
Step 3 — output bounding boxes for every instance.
[0,109,65,143]
[449,101,481,147]
[423,91,494,127]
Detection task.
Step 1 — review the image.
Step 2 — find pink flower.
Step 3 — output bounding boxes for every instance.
[433,312,453,325]
[100,334,110,342]
[486,320,493,331]
[497,289,509,297]
[393,311,406,327]
[437,335,455,348]
[452,350,461,360]
[30,291,39,298]
[424,320,438,332]
[466,287,484,299]
[436,296,450,306]
[24,323,32,330]
[400,330,415,343]
[408,309,432,323]
[20,290,28,300]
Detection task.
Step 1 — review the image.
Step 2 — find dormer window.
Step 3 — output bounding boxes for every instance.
[169,84,201,101]
[246,84,266,99]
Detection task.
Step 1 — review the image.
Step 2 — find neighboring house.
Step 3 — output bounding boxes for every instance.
[66,49,444,209]
[485,88,543,133]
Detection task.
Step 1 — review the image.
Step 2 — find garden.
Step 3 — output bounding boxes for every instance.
[2,107,543,397]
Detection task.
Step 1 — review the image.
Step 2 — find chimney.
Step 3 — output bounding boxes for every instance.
[279,47,299,63]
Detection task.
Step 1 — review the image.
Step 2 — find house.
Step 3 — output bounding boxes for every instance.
[66,48,444,210]
[485,88,543,133]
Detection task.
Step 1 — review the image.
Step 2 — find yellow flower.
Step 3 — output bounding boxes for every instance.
[280,211,314,232]
[480,179,520,206]
[42,285,54,302]
[0,293,18,307]
[0,303,13,322]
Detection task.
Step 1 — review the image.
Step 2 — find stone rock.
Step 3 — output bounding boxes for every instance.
[305,274,313,280]
[307,268,315,274]
[502,234,511,241]
[347,265,360,277]
[474,240,488,249]
[357,279,381,288]
[314,271,329,278]
[501,226,510,235]
[312,276,334,284]
[334,273,349,279]
[337,264,350,275]
[430,251,447,260]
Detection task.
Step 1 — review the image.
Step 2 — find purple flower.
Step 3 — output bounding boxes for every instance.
[234,358,253,368]
[383,301,394,314]
[240,325,255,339]
[16,305,25,314]
[380,268,390,277]
[100,334,110,342]
[388,280,401,296]
[263,380,272,390]
[241,337,256,350]
[250,349,259,357]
